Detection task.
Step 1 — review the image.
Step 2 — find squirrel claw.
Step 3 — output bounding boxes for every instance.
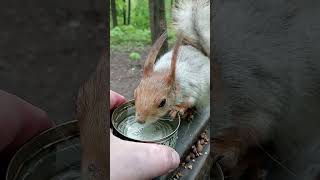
[172,105,195,121]
[183,108,195,121]
[169,109,178,119]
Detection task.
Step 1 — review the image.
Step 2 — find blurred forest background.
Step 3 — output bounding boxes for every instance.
[110,0,177,99]
[0,0,104,124]
[0,0,177,124]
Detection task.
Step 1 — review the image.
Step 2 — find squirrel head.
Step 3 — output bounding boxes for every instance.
[134,32,183,124]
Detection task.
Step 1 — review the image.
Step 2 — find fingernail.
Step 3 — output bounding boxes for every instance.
[171,151,180,169]
[110,91,126,109]
[110,90,125,99]
[115,92,125,99]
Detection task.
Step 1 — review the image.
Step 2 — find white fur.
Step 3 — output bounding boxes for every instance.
[173,0,210,54]
[154,45,210,112]
[152,0,211,114]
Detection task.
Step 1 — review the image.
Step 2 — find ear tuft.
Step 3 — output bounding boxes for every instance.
[143,32,168,77]
[169,32,184,84]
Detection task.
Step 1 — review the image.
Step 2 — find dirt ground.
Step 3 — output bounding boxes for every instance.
[110,46,151,100]
[0,1,104,124]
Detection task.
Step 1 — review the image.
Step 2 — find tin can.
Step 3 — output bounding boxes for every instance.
[6,103,223,180]
[111,100,180,148]
[6,120,81,180]
[213,163,224,180]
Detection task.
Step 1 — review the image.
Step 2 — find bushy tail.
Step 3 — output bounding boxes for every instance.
[172,0,210,56]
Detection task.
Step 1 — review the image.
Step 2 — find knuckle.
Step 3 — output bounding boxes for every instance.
[149,145,172,168]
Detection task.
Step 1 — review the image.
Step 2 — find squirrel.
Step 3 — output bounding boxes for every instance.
[133,0,210,125]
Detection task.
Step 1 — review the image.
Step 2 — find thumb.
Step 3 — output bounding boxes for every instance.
[110,134,180,180]
[110,90,125,110]
[131,142,180,179]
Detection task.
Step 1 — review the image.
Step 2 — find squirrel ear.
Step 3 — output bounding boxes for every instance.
[165,73,174,85]
[143,32,167,77]
[168,32,183,84]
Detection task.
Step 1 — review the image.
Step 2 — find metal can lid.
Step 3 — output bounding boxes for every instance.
[111,100,180,143]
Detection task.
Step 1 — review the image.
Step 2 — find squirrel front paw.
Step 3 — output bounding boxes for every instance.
[169,109,178,119]
[183,107,196,121]
[170,105,195,121]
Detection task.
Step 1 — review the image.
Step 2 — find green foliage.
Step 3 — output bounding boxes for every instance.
[111,25,151,46]
[129,52,141,61]
[111,0,177,48]
[132,0,150,29]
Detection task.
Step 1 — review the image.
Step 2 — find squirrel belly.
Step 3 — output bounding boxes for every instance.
[154,45,210,112]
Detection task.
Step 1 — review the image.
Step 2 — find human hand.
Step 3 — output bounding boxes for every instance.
[0,90,54,152]
[110,90,180,180]
[0,90,54,178]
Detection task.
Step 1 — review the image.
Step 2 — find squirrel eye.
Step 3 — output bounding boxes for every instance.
[159,99,166,108]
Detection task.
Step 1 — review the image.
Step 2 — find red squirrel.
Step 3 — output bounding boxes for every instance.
[134,0,210,125]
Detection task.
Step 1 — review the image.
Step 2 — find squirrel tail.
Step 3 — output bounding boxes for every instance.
[172,0,210,55]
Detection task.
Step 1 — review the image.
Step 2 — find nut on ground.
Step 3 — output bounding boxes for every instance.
[190,152,195,159]
[185,155,191,162]
[200,139,205,145]
[197,144,203,152]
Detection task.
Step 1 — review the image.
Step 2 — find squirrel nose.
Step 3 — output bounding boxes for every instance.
[137,120,145,124]
[136,113,145,124]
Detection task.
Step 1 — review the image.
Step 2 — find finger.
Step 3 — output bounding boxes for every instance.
[110,90,126,110]
[10,101,54,151]
[130,142,180,178]
[0,90,54,152]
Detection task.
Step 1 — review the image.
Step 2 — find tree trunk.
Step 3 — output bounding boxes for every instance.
[149,0,168,58]
[123,0,126,25]
[111,0,117,27]
[128,0,131,25]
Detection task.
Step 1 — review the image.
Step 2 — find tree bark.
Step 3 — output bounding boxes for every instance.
[128,0,131,25]
[149,0,168,58]
[123,0,126,25]
[111,0,117,27]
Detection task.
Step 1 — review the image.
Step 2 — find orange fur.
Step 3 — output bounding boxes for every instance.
[143,32,167,78]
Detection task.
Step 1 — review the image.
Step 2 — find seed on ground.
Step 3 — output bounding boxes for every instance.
[185,155,191,162]
[197,144,203,152]
[190,152,195,159]
[200,139,205,145]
